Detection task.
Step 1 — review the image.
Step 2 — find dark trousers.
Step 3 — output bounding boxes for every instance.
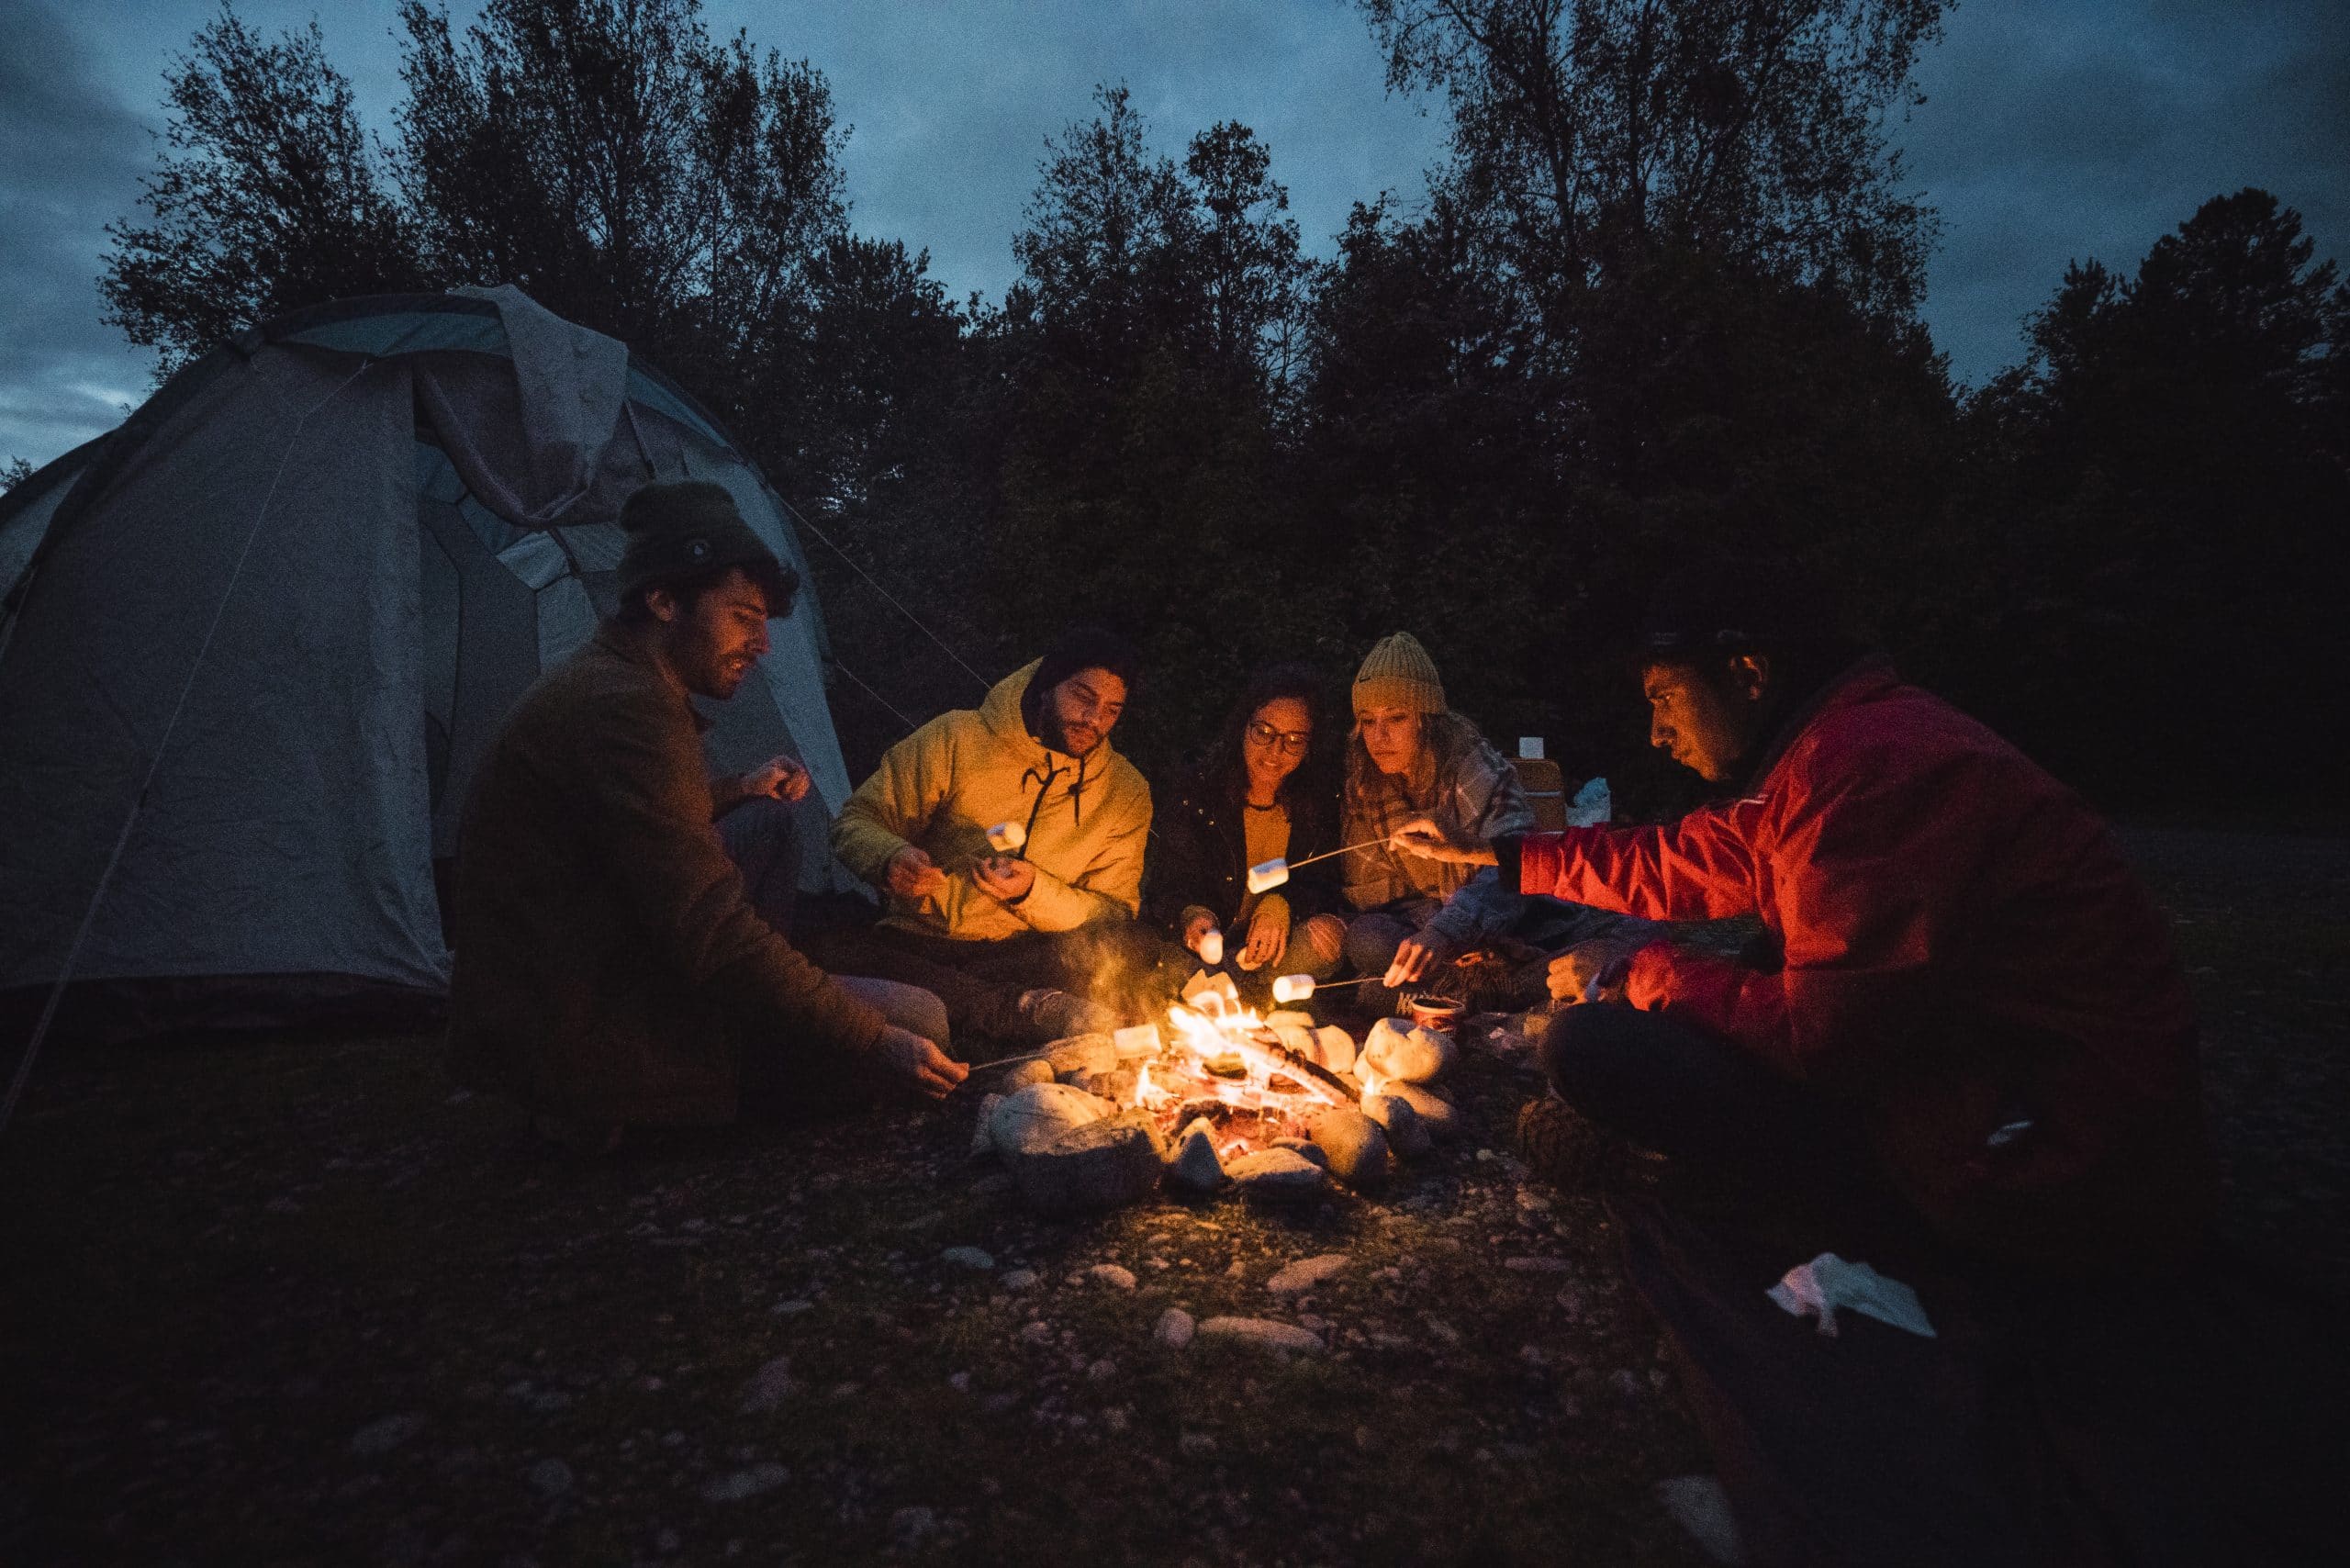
[715,796,802,936]
[1534,1001,1940,1266]
[813,920,1161,1050]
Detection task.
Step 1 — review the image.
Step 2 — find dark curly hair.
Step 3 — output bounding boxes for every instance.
[1188,662,1339,812]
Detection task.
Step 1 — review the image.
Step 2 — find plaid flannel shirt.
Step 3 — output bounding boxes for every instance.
[1341,718,1535,947]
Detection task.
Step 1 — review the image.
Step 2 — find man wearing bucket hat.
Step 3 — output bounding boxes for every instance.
[447,480,964,1149]
[1338,632,1538,1009]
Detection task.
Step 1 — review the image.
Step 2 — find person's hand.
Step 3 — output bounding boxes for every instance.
[1389,816,1497,866]
[1546,936,1645,1004]
[1383,929,1459,988]
[874,1025,967,1100]
[742,754,811,803]
[1238,902,1288,970]
[972,854,1036,902]
[885,846,947,900]
[1183,912,1219,957]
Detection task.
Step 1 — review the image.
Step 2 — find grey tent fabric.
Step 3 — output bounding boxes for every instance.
[0,353,443,993]
[0,288,863,1036]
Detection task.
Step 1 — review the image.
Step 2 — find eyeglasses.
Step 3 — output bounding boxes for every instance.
[1246,720,1312,756]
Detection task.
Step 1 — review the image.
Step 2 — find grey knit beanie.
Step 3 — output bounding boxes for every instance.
[616,480,790,604]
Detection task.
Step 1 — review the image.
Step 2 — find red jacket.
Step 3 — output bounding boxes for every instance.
[1520,661,2212,1271]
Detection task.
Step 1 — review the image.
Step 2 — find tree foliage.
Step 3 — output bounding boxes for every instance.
[95,5,2344,809]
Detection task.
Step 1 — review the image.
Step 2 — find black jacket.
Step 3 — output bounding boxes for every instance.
[1143,768,1344,936]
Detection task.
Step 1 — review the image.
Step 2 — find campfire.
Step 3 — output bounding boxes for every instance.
[969,969,1465,1213]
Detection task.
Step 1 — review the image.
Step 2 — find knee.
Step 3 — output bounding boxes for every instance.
[902,988,950,1052]
[721,793,798,852]
[1296,914,1347,980]
[1343,914,1402,975]
[1537,1004,1630,1101]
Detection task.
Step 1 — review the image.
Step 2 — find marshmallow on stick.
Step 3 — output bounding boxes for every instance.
[985,820,1027,853]
[1198,927,1225,966]
[1247,858,1288,893]
[1270,974,1377,1003]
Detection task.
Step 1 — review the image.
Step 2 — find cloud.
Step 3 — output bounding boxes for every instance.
[1898,0,2350,385]
[0,0,160,468]
[722,0,1447,305]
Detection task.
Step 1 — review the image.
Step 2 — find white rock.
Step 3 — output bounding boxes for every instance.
[740,1355,798,1412]
[1314,1025,1357,1075]
[1264,1010,1316,1032]
[1154,1307,1196,1349]
[1381,1081,1463,1141]
[1363,1092,1433,1158]
[1197,1316,1324,1354]
[1362,1017,1454,1083]
[1304,1105,1392,1190]
[1225,1148,1326,1203]
[1001,1268,1039,1292]
[1087,1263,1137,1290]
[1265,1253,1350,1294]
[1165,1118,1225,1193]
[1004,1114,1163,1214]
[969,1092,1006,1156]
[1001,1059,1056,1090]
[700,1462,789,1502]
[941,1246,995,1271]
[988,1081,1113,1157]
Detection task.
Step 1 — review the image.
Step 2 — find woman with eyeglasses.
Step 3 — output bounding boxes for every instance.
[1142,663,1348,991]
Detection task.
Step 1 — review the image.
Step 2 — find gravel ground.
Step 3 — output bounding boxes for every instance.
[2,825,2341,1566]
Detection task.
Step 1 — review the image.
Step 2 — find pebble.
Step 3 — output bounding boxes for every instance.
[891,1506,940,1550]
[1086,1358,1118,1382]
[1654,1474,1746,1565]
[700,1462,789,1502]
[1196,1316,1325,1354]
[1087,1263,1137,1290]
[350,1413,427,1456]
[739,1356,797,1412]
[940,1246,995,1271]
[1264,1253,1350,1294]
[1018,1321,1054,1345]
[1001,1269,1039,1292]
[527,1457,574,1496]
[1154,1307,1196,1349]
[1225,1148,1326,1204]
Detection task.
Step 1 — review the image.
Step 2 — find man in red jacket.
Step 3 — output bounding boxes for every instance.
[1405,563,2213,1275]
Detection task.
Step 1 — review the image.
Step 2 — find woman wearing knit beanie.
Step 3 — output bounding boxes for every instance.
[1339,633,1537,1006]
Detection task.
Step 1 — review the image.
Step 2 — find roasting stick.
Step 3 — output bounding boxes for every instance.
[1270,974,1378,1003]
[1245,837,1401,893]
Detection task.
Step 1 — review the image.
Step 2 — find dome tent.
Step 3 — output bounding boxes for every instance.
[0,286,856,1040]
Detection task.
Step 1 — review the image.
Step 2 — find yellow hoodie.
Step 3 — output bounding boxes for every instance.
[830,661,1153,940]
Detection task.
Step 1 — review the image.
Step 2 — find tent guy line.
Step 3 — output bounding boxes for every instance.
[785,505,995,699]
[0,361,377,1144]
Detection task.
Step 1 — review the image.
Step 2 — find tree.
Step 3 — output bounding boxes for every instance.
[101,5,421,375]
[1942,190,2348,805]
[2,458,35,495]
[1360,0,1949,322]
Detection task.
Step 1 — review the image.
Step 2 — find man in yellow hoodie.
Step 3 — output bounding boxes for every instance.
[824,628,1155,1046]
